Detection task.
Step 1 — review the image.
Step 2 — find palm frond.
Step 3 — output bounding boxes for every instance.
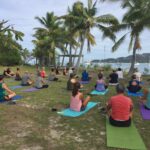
[96,14,119,25]
[112,33,128,52]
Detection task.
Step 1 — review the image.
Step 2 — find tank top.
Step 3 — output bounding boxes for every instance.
[96,79,105,91]
[145,88,150,109]
[0,83,5,100]
[70,92,82,112]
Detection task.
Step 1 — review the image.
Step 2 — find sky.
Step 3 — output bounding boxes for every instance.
[0,0,150,62]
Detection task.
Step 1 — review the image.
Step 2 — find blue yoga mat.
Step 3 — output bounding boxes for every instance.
[57,102,98,117]
[79,81,90,84]
[0,95,23,103]
[127,91,143,97]
[10,85,23,90]
[90,89,108,95]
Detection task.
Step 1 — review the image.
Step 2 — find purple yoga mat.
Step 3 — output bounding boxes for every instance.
[79,81,89,84]
[22,87,39,92]
[140,104,150,120]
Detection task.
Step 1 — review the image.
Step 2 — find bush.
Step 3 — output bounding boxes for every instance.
[103,64,112,71]
[0,50,21,66]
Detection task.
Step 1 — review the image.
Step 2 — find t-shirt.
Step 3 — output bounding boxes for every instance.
[145,88,150,109]
[116,71,123,79]
[128,79,140,93]
[109,73,118,83]
[134,72,142,81]
[82,72,89,81]
[35,76,43,88]
[67,79,74,90]
[48,72,55,81]
[40,70,46,78]
[21,74,30,85]
[108,94,133,121]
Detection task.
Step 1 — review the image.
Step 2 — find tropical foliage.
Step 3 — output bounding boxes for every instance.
[105,0,150,74]
[0,20,24,65]
[33,0,118,68]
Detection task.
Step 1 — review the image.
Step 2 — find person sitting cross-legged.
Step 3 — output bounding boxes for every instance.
[81,70,90,81]
[139,80,150,110]
[70,82,91,112]
[95,73,108,92]
[127,74,142,93]
[109,70,118,85]
[0,75,16,101]
[21,71,33,86]
[107,84,133,127]
[15,67,22,81]
[35,72,49,89]
[48,68,58,81]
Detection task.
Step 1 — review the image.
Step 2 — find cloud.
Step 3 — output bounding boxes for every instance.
[0,0,150,61]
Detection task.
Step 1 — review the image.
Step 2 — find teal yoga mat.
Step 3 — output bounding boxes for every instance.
[90,89,108,95]
[106,119,146,150]
[57,102,97,117]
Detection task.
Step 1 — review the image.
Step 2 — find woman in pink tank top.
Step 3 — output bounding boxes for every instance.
[70,82,91,112]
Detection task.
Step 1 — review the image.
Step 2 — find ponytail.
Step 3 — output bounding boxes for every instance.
[72,82,81,97]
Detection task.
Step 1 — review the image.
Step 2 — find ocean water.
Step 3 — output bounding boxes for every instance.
[90,63,150,74]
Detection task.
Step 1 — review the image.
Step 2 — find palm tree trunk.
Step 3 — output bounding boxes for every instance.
[72,47,78,66]
[53,49,56,68]
[76,39,84,70]
[61,54,65,67]
[128,44,137,76]
[69,45,72,67]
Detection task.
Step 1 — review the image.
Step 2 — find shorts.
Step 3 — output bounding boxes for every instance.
[109,116,131,127]
[80,106,86,111]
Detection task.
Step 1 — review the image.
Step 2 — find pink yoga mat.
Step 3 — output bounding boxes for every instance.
[22,87,39,92]
[140,104,150,120]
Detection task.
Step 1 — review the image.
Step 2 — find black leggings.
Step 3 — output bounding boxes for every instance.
[109,116,131,127]
[37,85,49,89]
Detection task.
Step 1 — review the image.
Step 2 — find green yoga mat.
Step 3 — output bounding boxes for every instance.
[106,119,146,150]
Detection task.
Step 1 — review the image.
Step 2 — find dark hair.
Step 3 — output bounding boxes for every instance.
[17,68,20,71]
[51,68,54,72]
[70,73,74,79]
[113,70,116,73]
[0,75,4,81]
[98,73,103,80]
[72,82,81,97]
[118,68,122,71]
[116,84,125,93]
[132,74,136,79]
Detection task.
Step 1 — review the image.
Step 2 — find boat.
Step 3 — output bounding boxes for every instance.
[135,62,140,66]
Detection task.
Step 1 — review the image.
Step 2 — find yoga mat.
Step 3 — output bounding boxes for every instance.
[10,85,23,90]
[57,102,97,117]
[0,95,23,103]
[90,89,108,95]
[79,81,89,84]
[127,91,143,97]
[140,104,150,120]
[22,87,39,92]
[106,119,146,150]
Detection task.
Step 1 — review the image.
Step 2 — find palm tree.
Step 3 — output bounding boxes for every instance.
[110,0,150,75]
[35,12,65,67]
[61,0,119,69]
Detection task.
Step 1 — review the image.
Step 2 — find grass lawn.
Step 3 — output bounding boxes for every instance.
[0,66,150,150]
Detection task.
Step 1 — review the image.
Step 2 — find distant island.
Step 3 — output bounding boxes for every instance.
[91,53,150,63]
